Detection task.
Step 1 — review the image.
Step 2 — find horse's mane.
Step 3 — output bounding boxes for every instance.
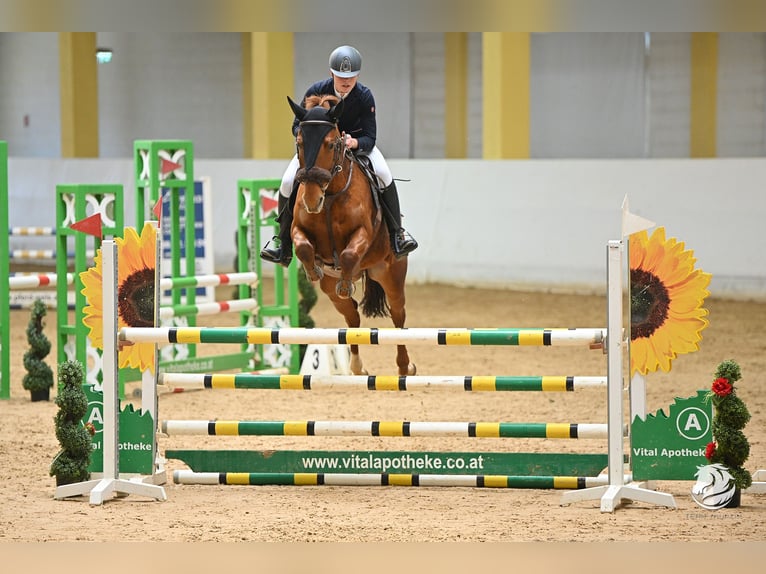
[304,94,340,110]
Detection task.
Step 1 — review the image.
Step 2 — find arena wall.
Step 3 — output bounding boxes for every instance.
[7,157,765,299]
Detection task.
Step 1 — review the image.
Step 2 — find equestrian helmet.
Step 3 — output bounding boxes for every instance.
[329,45,362,78]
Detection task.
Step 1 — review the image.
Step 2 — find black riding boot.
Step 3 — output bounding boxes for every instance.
[380,181,418,258]
[260,193,293,267]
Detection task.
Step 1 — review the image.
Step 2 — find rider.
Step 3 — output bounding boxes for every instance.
[260,44,418,267]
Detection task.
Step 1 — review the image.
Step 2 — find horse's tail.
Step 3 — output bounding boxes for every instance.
[361,272,390,318]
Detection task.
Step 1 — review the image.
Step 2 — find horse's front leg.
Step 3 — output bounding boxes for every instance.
[293,227,323,282]
[319,275,366,375]
[336,227,371,299]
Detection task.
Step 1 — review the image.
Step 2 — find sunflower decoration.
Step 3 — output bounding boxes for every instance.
[629,227,712,375]
[81,222,157,373]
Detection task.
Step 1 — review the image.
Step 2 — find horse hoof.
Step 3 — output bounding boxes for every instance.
[305,265,324,282]
[399,363,416,376]
[335,280,355,299]
[349,364,368,375]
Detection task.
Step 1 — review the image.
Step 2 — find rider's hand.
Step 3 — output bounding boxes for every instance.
[343,132,357,150]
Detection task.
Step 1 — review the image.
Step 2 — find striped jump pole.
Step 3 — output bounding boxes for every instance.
[173,470,633,490]
[9,226,56,235]
[159,272,258,290]
[10,249,95,259]
[161,420,612,439]
[10,249,57,260]
[121,326,607,347]
[160,367,289,395]
[159,372,607,391]
[159,298,258,320]
[9,273,76,309]
[9,272,73,289]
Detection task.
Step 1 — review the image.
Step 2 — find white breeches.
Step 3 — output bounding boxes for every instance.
[279,146,392,197]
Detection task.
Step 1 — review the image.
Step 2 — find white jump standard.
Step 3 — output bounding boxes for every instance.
[53,240,167,505]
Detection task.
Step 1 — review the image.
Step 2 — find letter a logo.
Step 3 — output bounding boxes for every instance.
[676,406,710,441]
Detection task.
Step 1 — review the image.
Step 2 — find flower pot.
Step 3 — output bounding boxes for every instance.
[725,487,741,508]
[30,388,50,402]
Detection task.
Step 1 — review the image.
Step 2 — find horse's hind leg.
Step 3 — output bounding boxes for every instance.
[369,260,415,376]
[319,275,366,375]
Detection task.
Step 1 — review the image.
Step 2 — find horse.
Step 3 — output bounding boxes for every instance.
[286,94,416,377]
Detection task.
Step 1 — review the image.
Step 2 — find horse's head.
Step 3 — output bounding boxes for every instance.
[288,95,346,214]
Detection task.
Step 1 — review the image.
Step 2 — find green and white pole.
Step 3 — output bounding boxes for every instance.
[121,326,607,347]
[159,372,607,392]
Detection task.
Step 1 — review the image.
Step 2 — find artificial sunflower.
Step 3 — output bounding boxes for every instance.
[81,223,157,373]
[629,226,711,375]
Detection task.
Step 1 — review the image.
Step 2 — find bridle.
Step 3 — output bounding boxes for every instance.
[295,117,363,270]
[295,119,354,195]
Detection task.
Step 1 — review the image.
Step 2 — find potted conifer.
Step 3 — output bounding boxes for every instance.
[50,360,94,486]
[704,359,752,507]
[22,299,54,401]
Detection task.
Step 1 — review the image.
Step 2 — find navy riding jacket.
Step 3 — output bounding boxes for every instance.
[292,78,377,153]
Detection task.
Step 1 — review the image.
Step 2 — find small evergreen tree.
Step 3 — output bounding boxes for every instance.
[50,361,93,486]
[705,359,752,489]
[22,299,54,399]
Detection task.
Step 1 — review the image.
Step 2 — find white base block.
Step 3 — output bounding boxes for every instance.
[300,344,351,375]
[54,477,166,506]
[560,482,676,513]
[745,469,766,494]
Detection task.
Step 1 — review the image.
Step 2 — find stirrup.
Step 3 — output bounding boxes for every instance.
[260,238,292,266]
[392,230,418,258]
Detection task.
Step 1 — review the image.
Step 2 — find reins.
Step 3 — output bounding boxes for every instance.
[322,152,354,268]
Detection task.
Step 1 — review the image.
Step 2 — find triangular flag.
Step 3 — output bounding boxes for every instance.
[621,195,655,238]
[260,193,279,216]
[160,157,182,175]
[152,197,163,220]
[70,213,103,238]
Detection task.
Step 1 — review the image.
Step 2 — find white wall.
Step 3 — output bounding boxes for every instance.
[717,33,766,157]
[531,33,647,158]
[7,157,765,300]
[3,33,766,161]
[647,33,691,158]
[97,32,244,158]
[0,33,60,156]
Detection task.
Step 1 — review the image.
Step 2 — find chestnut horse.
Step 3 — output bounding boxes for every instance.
[287,94,415,376]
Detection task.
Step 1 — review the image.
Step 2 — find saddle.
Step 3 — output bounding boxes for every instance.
[353,153,384,195]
